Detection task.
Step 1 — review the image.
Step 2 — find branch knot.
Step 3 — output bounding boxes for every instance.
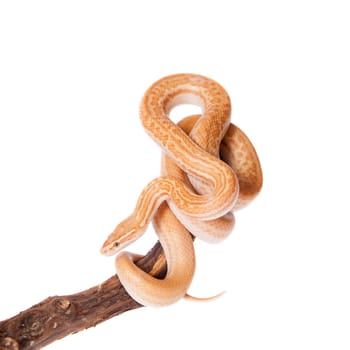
[0,336,19,350]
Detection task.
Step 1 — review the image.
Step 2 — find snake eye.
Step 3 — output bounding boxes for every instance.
[114,241,119,247]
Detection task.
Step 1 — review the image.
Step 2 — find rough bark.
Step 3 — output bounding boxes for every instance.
[0,242,166,350]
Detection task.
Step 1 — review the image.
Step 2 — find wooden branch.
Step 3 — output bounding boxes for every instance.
[0,242,167,350]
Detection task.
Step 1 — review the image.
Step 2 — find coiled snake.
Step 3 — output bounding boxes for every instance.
[101,74,262,307]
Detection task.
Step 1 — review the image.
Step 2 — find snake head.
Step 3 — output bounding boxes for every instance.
[100,215,145,256]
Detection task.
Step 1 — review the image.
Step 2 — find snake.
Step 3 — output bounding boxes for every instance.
[100,74,262,307]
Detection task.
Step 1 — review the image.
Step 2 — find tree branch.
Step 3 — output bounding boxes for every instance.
[0,242,167,350]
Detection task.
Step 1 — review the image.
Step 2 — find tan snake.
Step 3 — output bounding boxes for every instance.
[100,74,262,307]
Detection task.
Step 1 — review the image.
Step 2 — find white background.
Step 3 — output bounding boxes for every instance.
[0,1,349,349]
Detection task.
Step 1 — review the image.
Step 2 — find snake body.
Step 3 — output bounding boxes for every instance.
[101,74,262,307]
